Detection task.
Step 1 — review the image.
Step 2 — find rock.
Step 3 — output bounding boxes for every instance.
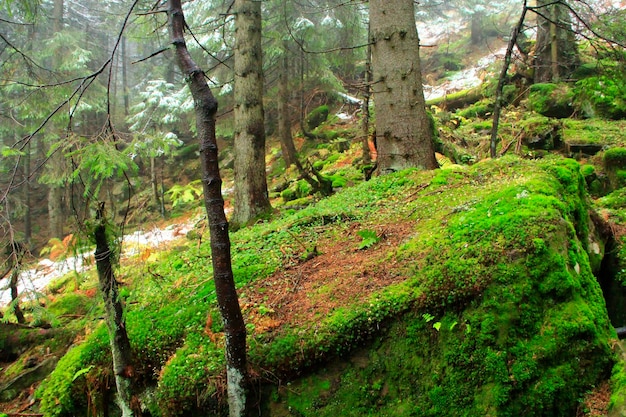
[0,356,58,402]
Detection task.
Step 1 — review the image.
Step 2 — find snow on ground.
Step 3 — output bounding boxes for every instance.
[0,219,197,306]
[423,46,508,101]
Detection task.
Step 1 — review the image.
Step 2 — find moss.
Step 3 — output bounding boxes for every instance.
[528,83,575,118]
[40,157,616,417]
[457,99,493,119]
[519,116,563,150]
[306,105,329,130]
[37,325,110,417]
[604,148,626,169]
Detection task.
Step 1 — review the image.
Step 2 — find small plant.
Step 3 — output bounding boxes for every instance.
[166,180,203,208]
[357,229,380,249]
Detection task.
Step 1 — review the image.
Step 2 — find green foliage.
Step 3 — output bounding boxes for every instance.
[357,229,380,249]
[166,180,203,208]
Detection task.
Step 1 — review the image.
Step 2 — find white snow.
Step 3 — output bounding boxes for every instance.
[423,46,507,102]
[0,218,198,306]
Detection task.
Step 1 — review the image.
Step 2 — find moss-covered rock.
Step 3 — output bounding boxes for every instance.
[37,157,617,417]
[528,83,575,118]
[306,105,329,130]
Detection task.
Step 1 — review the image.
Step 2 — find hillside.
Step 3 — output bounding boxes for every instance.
[2,153,623,416]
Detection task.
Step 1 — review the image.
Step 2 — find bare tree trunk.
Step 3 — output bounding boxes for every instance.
[150,156,163,217]
[231,0,271,228]
[370,0,438,174]
[167,2,249,416]
[490,1,529,158]
[94,204,134,417]
[278,43,298,168]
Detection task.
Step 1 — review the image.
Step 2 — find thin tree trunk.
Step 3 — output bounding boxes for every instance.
[10,270,25,324]
[167,2,249,416]
[24,139,31,245]
[231,0,271,228]
[150,156,162,216]
[94,204,134,417]
[121,35,129,117]
[490,1,528,158]
[48,0,65,240]
[550,6,559,82]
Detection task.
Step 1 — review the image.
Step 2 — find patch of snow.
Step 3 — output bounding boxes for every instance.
[423,46,507,102]
[0,218,198,306]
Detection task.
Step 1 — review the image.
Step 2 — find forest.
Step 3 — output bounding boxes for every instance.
[1,0,626,416]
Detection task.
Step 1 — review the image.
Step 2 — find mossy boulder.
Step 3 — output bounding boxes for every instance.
[306,105,329,130]
[37,157,617,417]
[528,83,575,118]
[604,147,626,190]
[520,116,563,150]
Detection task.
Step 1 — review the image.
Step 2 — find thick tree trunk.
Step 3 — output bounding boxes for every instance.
[94,204,134,417]
[534,0,579,83]
[370,0,438,173]
[167,2,249,416]
[361,23,373,167]
[278,44,298,168]
[231,0,271,228]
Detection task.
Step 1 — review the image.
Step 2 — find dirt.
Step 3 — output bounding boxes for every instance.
[240,220,417,335]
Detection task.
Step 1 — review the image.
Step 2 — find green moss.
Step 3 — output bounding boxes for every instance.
[457,99,493,119]
[306,105,329,130]
[48,293,91,317]
[40,157,617,417]
[605,147,626,169]
[528,83,575,118]
[37,325,110,417]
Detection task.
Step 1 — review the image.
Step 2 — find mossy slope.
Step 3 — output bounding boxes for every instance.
[37,157,616,417]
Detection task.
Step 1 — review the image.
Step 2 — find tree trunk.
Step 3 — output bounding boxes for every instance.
[490,2,529,158]
[231,0,271,228]
[167,2,249,416]
[150,156,163,217]
[278,43,298,168]
[48,0,65,240]
[370,0,438,174]
[470,11,484,45]
[361,22,373,167]
[534,0,579,83]
[94,204,134,417]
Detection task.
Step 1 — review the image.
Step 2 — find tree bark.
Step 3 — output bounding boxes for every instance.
[94,204,134,417]
[167,2,249,416]
[277,43,298,168]
[361,21,373,167]
[534,0,579,83]
[370,0,438,173]
[48,0,65,240]
[231,0,271,228]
